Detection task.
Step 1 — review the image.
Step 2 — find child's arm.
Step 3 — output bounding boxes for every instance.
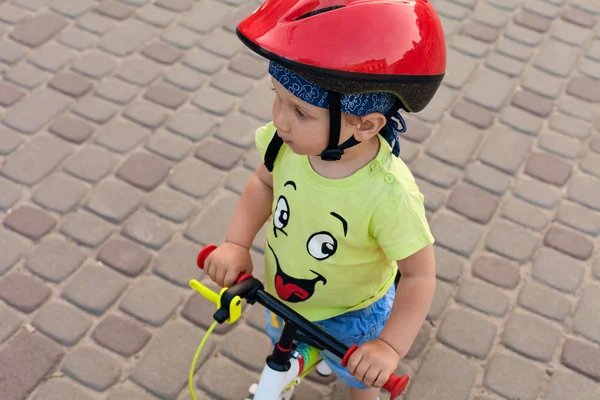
[378,244,436,357]
[204,163,273,287]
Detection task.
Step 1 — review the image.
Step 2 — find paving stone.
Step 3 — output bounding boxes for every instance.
[518,281,572,321]
[486,220,540,262]
[572,284,600,344]
[32,299,93,346]
[27,44,74,72]
[228,53,268,80]
[558,95,596,122]
[415,178,446,212]
[437,307,497,359]
[521,67,565,99]
[0,3,29,25]
[446,183,500,224]
[10,12,68,47]
[61,346,121,391]
[181,287,235,335]
[60,210,114,248]
[556,200,600,236]
[145,131,192,162]
[560,339,600,382]
[0,177,22,212]
[2,89,71,134]
[502,311,562,362]
[594,259,600,280]
[211,70,253,96]
[32,173,87,214]
[582,151,600,179]
[478,125,532,174]
[194,139,243,170]
[120,275,184,326]
[61,263,128,315]
[51,0,94,18]
[26,236,86,282]
[144,83,188,110]
[63,145,118,183]
[146,188,194,224]
[142,41,184,65]
[404,345,478,400]
[587,40,600,61]
[155,0,194,11]
[57,28,96,50]
[496,37,535,62]
[243,148,262,170]
[92,314,152,356]
[545,370,600,400]
[153,240,200,287]
[5,63,49,89]
[49,115,95,144]
[3,205,56,240]
[532,247,586,293]
[115,58,162,87]
[0,330,64,400]
[398,115,431,144]
[106,385,159,400]
[431,213,483,256]
[545,224,594,260]
[514,10,551,33]
[161,25,199,49]
[71,51,117,80]
[426,117,482,168]
[166,109,217,142]
[433,0,468,20]
[192,86,236,115]
[486,50,527,77]
[513,175,561,209]
[196,354,260,399]
[29,379,95,400]
[240,81,276,122]
[462,21,500,42]
[472,253,520,289]
[465,68,514,111]
[410,156,460,189]
[433,245,465,283]
[472,2,512,27]
[535,39,581,77]
[224,167,253,194]
[123,100,169,129]
[95,78,139,105]
[572,0,600,15]
[567,77,600,103]
[97,238,151,277]
[164,65,206,91]
[414,85,457,123]
[525,151,573,186]
[99,19,156,57]
[552,19,592,46]
[168,158,224,199]
[0,39,26,64]
[85,180,142,223]
[122,212,173,250]
[116,152,171,192]
[181,48,224,75]
[484,351,546,400]
[131,320,218,399]
[49,72,93,97]
[221,324,272,371]
[501,196,551,232]
[184,190,239,245]
[578,58,600,79]
[502,101,544,134]
[591,137,600,154]
[95,0,134,20]
[122,0,150,6]
[511,89,554,118]
[0,227,27,275]
[72,96,118,124]
[0,271,52,313]
[426,279,453,321]
[179,0,231,34]
[457,277,510,317]
[550,113,591,140]
[94,119,149,154]
[0,82,25,107]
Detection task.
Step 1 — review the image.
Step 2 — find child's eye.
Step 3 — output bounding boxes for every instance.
[295,107,306,119]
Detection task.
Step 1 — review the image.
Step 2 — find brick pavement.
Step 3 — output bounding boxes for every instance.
[0,0,599,399]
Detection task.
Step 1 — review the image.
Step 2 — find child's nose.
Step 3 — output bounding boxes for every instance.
[273,109,291,134]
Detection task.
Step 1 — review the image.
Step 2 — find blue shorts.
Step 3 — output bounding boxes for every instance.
[264,285,395,389]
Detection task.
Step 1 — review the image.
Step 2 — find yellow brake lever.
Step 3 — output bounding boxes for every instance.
[189,279,243,324]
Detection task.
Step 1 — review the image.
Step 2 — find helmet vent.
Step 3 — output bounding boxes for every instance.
[295,5,345,20]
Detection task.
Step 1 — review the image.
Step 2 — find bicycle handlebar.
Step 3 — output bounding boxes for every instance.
[195,244,409,399]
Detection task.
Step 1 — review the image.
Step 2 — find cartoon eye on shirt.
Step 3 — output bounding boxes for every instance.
[268,180,348,303]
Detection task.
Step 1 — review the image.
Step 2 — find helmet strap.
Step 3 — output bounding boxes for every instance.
[320,91,361,161]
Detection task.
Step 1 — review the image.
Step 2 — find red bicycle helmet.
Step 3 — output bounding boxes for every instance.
[237,0,446,113]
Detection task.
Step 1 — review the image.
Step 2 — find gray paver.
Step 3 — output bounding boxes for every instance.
[99,19,156,57]
[472,253,520,289]
[0,330,64,400]
[0,177,22,212]
[446,183,500,224]
[61,262,128,315]
[95,78,139,105]
[184,190,239,245]
[164,64,206,91]
[97,238,152,277]
[5,63,50,89]
[221,324,272,371]
[532,247,586,293]
[153,240,202,287]
[0,271,52,313]
[181,285,236,335]
[545,370,600,400]
[484,351,546,400]
[500,105,544,136]
[72,96,118,124]
[582,152,600,179]
[9,12,68,47]
[544,223,594,261]
[60,210,114,248]
[179,0,231,34]
[513,175,561,209]
[535,39,582,77]
[26,237,86,282]
[120,275,184,326]
[465,68,515,111]
[32,299,93,346]
[30,379,95,400]
[3,204,56,240]
[27,44,74,72]
[561,339,600,382]
[32,173,88,214]
[145,130,192,161]
[550,113,591,139]
[501,196,551,232]
[71,51,117,80]
[0,82,25,107]
[169,158,224,199]
[145,82,188,109]
[85,180,142,223]
[431,213,483,256]
[0,3,29,25]
[61,346,121,391]
[426,117,482,168]
[57,28,96,50]
[502,311,562,362]
[0,303,22,343]
[124,99,169,129]
[434,245,466,283]
[485,220,540,262]
[92,313,152,356]
[456,277,510,317]
[522,67,565,99]
[192,86,237,115]
[94,119,150,154]
[49,115,95,144]
[115,58,162,87]
[161,25,199,49]
[437,307,497,359]
[197,355,260,399]
[496,37,534,61]
[451,100,495,129]
[0,128,23,156]
[0,39,26,64]
[137,6,176,27]
[518,281,573,321]
[122,212,173,249]
[558,95,596,122]
[225,167,253,195]
[428,279,453,320]
[130,320,218,399]
[63,145,118,183]
[572,284,600,344]
[2,89,71,134]
[556,200,600,236]
[51,0,94,18]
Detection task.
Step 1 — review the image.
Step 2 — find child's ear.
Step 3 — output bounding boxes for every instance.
[354,113,387,142]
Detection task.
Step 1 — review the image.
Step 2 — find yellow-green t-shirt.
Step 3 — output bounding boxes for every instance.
[255,122,434,321]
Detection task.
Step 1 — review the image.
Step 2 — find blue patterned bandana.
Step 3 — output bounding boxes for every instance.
[269,61,405,157]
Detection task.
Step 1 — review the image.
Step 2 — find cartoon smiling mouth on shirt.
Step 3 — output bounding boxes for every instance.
[267,180,348,303]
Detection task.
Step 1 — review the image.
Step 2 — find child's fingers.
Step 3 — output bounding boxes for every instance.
[372,369,391,389]
[223,268,239,288]
[363,366,382,387]
[352,358,371,383]
[215,266,227,287]
[346,351,362,375]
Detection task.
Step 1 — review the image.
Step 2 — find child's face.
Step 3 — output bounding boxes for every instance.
[271,77,357,156]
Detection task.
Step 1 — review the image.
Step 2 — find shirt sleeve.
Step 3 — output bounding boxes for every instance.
[255,121,277,160]
[372,189,435,261]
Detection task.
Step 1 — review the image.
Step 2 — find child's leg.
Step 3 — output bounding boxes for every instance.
[350,387,380,400]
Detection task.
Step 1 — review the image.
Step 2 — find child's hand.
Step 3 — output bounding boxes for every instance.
[204,242,253,288]
[345,338,402,388]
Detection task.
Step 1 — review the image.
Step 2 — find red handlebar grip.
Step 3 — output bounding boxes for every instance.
[341,344,409,399]
[196,244,217,269]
